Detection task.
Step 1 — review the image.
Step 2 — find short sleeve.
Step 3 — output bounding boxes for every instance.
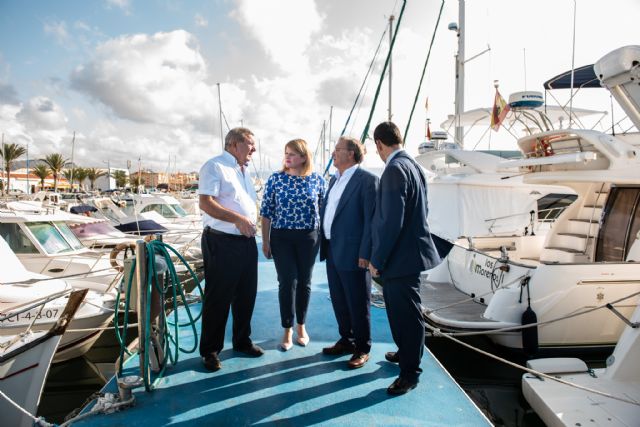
[199,160,221,197]
[260,173,277,219]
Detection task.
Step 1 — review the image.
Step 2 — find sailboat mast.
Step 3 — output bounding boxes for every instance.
[388,14,395,121]
[69,131,76,191]
[454,0,465,148]
[217,83,224,151]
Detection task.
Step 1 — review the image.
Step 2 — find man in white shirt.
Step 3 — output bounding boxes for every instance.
[319,136,378,369]
[199,127,264,371]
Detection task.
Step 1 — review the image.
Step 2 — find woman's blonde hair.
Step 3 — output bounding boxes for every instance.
[280,138,313,176]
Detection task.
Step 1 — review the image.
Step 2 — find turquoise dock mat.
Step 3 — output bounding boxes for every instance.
[76,254,491,426]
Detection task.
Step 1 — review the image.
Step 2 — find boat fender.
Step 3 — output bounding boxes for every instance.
[520,277,539,355]
[110,243,137,272]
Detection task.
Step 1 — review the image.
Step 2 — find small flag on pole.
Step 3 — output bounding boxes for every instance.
[426,119,431,140]
[491,86,510,131]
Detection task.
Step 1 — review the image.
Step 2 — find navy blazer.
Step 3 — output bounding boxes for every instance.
[371,151,441,279]
[320,167,379,271]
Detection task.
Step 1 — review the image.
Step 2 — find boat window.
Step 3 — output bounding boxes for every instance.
[596,187,640,262]
[0,223,39,254]
[54,222,86,250]
[141,204,179,218]
[26,222,74,254]
[537,193,578,222]
[171,203,187,217]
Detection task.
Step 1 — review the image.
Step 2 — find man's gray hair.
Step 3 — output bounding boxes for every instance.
[225,127,254,148]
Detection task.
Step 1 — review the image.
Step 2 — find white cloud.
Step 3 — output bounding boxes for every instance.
[232,0,323,74]
[16,96,68,130]
[43,20,69,45]
[105,0,131,15]
[70,30,247,133]
[194,13,208,28]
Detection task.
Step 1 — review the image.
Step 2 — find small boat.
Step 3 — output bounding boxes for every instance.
[0,289,87,427]
[522,297,640,426]
[0,235,116,362]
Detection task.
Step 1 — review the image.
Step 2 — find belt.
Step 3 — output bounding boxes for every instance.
[204,227,252,240]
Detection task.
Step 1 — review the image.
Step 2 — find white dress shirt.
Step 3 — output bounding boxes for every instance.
[385,148,403,166]
[323,164,359,240]
[199,150,257,235]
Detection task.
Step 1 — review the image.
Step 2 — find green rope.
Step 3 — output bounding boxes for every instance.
[403,0,445,143]
[360,0,407,144]
[114,240,204,392]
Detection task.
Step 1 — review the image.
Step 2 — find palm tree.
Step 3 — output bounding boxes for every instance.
[74,167,89,191]
[1,142,27,194]
[85,167,106,191]
[111,170,128,189]
[32,164,51,191]
[42,153,68,192]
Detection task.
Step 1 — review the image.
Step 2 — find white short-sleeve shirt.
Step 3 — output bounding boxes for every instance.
[199,151,257,235]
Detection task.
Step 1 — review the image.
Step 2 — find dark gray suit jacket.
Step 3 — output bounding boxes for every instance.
[320,167,379,271]
[371,150,440,279]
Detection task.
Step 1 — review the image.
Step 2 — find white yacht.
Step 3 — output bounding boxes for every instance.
[0,235,116,362]
[0,208,122,293]
[1,289,86,427]
[421,46,640,353]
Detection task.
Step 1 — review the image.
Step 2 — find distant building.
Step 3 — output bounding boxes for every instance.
[1,169,71,194]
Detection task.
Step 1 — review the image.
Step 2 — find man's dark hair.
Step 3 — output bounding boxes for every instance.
[373,121,403,147]
[340,136,365,164]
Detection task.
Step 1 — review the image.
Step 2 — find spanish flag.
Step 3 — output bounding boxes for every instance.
[491,88,510,131]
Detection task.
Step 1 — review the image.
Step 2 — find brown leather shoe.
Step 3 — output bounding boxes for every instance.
[387,377,418,395]
[348,352,370,369]
[322,341,355,356]
[385,351,400,363]
[202,352,221,371]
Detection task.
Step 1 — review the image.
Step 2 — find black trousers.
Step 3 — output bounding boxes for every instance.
[199,230,258,357]
[326,244,372,353]
[270,228,319,328]
[383,273,424,383]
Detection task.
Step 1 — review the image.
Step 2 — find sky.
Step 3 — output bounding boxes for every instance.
[1,0,638,175]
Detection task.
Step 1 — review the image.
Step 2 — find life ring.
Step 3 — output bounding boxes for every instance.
[110,242,137,272]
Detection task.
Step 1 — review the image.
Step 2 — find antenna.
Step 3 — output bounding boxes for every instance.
[569,0,577,127]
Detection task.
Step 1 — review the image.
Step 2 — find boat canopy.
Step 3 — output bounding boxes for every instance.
[440,105,605,129]
[543,64,601,89]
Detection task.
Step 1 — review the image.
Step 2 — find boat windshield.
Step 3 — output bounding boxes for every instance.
[171,203,188,217]
[141,203,180,218]
[68,221,121,239]
[26,222,75,254]
[0,223,39,254]
[54,222,86,251]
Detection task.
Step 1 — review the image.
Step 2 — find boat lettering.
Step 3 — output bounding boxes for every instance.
[0,308,59,323]
[469,257,505,285]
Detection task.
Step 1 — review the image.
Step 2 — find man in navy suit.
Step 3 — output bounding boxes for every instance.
[369,121,441,395]
[320,136,379,369]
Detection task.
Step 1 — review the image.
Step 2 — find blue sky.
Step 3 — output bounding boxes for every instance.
[1,0,638,173]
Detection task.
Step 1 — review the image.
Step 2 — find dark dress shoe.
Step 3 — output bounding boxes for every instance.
[348,352,370,369]
[387,377,418,395]
[322,341,355,355]
[233,344,264,357]
[385,351,400,363]
[202,352,221,371]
